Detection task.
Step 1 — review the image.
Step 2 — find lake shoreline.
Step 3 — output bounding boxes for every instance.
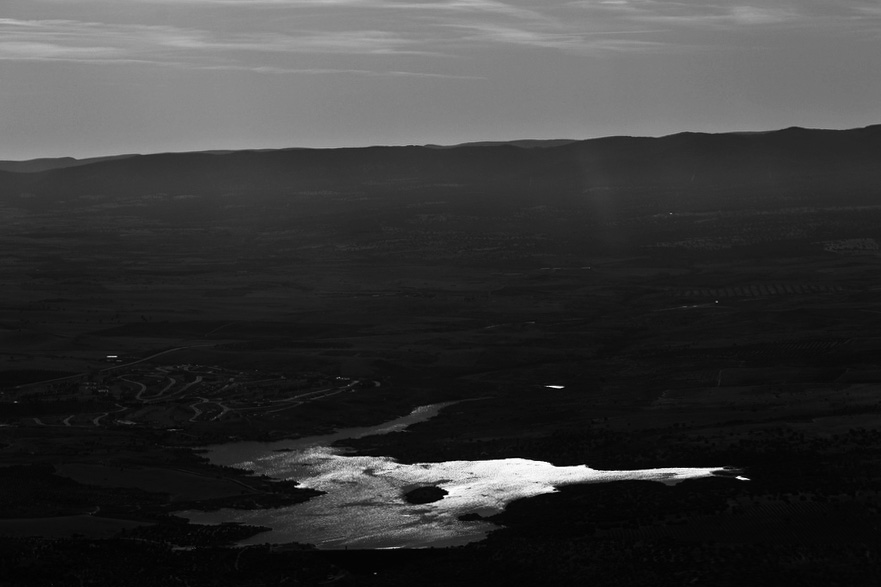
[181,402,742,550]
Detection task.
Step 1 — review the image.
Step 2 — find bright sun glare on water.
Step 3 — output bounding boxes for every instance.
[182,404,746,549]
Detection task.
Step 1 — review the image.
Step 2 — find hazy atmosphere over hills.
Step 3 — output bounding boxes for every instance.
[2,1,881,159]
[2,125,880,208]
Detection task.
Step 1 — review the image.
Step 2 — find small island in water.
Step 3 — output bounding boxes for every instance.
[403,486,449,505]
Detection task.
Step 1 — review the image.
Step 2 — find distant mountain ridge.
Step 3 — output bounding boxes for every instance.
[0,154,138,174]
[1,125,880,211]
[426,139,580,149]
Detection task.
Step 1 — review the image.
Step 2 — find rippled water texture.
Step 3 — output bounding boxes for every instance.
[182,403,742,549]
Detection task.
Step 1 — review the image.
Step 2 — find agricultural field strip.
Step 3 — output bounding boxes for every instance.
[96,344,217,375]
[261,387,350,415]
[138,376,176,401]
[119,377,146,396]
[674,283,842,298]
[5,360,366,429]
[144,375,204,404]
[187,397,234,423]
[92,404,127,426]
[188,398,206,423]
[28,411,124,428]
[190,380,360,421]
[9,345,221,392]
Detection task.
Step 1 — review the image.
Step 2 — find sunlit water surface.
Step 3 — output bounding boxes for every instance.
[181,403,743,549]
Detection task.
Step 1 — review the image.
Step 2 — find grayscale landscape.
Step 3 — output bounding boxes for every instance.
[3,1,881,585]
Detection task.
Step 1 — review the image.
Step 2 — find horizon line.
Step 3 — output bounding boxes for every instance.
[2,122,879,163]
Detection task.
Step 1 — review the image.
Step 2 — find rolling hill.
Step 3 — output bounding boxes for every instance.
[1,125,879,212]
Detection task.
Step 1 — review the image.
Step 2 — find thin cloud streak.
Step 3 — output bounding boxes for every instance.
[573,1,881,29]
[0,18,482,77]
[0,40,119,59]
[162,30,435,55]
[0,10,664,70]
[7,1,879,73]
[447,23,668,53]
[37,0,550,20]
[0,49,482,78]
[0,18,444,69]
[197,63,484,77]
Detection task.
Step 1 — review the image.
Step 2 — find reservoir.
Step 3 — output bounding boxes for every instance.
[181,402,744,549]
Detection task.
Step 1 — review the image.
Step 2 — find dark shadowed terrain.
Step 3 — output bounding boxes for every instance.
[3,125,881,585]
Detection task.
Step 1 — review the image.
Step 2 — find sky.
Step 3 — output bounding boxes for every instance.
[1,0,880,160]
